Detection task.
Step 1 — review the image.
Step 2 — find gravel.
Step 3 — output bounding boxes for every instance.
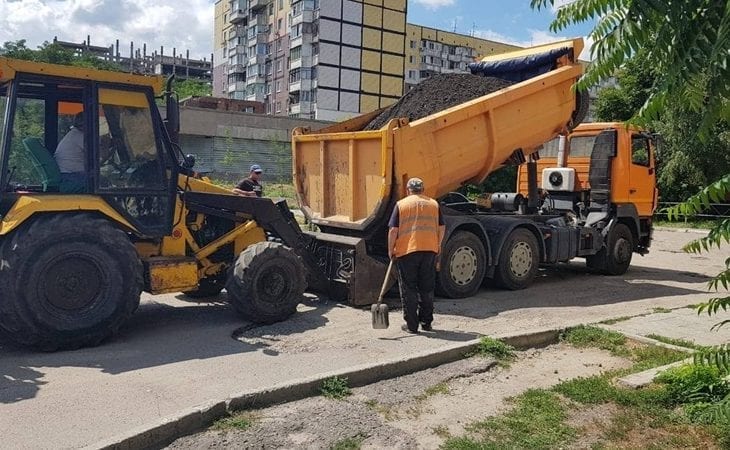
[364,73,514,130]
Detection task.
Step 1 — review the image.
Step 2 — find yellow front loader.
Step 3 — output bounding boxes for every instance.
[0,58,327,351]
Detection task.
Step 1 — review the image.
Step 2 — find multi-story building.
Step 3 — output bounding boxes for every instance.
[212,0,521,120]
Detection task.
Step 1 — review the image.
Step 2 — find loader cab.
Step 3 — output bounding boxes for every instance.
[0,59,179,236]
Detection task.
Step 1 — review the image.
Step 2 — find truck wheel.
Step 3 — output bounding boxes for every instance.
[587,223,633,275]
[436,231,487,298]
[182,276,225,299]
[226,242,306,324]
[494,228,539,290]
[0,214,142,351]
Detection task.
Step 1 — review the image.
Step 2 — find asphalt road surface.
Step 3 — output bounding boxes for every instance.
[0,229,723,449]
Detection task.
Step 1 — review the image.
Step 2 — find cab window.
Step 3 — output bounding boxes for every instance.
[97,88,165,190]
[631,135,650,167]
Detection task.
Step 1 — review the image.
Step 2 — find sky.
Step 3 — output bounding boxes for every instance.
[0,0,595,61]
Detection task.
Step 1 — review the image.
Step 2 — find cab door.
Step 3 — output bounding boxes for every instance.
[94,84,176,237]
[628,133,657,217]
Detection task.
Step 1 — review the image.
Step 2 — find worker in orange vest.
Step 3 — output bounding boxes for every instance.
[388,178,445,334]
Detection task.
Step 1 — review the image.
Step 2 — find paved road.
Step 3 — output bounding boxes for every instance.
[0,229,725,449]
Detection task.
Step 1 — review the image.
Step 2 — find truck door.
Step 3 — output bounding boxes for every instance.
[628,133,656,217]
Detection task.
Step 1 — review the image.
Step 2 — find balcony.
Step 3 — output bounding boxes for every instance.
[291,9,315,26]
[229,8,247,24]
[228,81,247,93]
[249,0,269,11]
[248,53,267,65]
[228,63,247,75]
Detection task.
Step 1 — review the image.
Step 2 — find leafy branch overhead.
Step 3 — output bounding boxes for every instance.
[530,0,730,132]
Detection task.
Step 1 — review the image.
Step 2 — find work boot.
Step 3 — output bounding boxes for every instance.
[401,324,418,334]
[420,323,433,332]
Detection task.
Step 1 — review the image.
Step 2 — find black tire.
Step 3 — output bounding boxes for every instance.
[436,231,487,298]
[494,228,540,290]
[182,275,225,299]
[586,223,634,275]
[226,242,306,324]
[569,88,590,130]
[0,214,142,351]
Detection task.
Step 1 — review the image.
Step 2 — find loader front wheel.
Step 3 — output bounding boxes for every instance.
[0,214,142,351]
[226,242,306,324]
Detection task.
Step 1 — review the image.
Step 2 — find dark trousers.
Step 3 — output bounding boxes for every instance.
[396,251,436,331]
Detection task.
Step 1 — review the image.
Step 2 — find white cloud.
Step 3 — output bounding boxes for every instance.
[0,0,214,60]
[551,0,574,13]
[412,0,456,11]
[474,28,594,61]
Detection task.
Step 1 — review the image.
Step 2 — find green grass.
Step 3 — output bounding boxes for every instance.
[331,435,365,450]
[442,389,576,449]
[654,219,720,230]
[598,316,633,325]
[423,382,450,398]
[652,307,673,314]
[468,337,516,361]
[212,412,256,431]
[320,376,352,400]
[561,326,630,357]
[432,425,451,439]
[646,334,706,350]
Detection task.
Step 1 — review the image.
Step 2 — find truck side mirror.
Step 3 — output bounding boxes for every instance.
[182,154,196,169]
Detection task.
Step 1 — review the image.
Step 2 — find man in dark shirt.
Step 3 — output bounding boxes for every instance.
[233,164,264,197]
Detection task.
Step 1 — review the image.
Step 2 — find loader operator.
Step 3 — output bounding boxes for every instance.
[388,178,445,334]
[54,112,87,193]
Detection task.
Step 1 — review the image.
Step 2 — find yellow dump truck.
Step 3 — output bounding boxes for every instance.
[293,38,658,303]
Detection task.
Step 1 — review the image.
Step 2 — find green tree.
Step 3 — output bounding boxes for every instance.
[1,39,122,71]
[531,0,730,416]
[175,79,212,99]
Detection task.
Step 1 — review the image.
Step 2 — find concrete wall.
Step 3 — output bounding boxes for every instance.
[168,106,332,182]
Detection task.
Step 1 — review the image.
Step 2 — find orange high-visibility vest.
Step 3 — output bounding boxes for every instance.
[394,194,440,258]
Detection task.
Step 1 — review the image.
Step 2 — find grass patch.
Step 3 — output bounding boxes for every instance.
[468,337,516,361]
[320,376,352,400]
[331,435,365,450]
[432,425,451,439]
[212,412,257,431]
[646,334,705,350]
[562,326,630,357]
[442,389,576,449]
[652,307,673,314]
[598,316,633,325]
[654,219,720,230]
[423,382,450,398]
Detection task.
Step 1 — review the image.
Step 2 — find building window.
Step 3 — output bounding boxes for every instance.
[276,80,282,92]
[278,18,283,31]
[410,40,416,49]
[276,60,282,73]
[278,0,284,10]
[408,70,417,78]
[291,46,302,61]
[269,3,274,15]
[276,39,282,52]
[409,55,414,63]
[276,101,282,113]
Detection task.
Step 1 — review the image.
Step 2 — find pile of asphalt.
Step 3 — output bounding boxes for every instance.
[364,73,515,130]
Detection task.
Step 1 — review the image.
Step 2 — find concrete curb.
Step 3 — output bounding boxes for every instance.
[91,327,562,450]
[595,325,698,354]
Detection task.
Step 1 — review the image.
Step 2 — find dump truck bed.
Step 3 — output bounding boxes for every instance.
[293,39,584,234]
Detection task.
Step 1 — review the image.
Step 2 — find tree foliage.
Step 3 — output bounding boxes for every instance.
[0,39,122,71]
[530,1,730,411]
[531,0,730,133]
[175,79,213,99]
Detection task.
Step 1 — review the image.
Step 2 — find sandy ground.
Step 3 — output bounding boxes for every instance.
[168,344,630,449]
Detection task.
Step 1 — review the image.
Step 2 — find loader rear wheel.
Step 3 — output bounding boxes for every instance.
[494,228,539,290]
[0,214,142,351]
[586,223,633,275]
[226,242,306,324]
[436,231,487,298]
[182,276,225,299]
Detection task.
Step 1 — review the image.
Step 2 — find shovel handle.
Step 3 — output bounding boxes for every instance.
[376,260,394,305]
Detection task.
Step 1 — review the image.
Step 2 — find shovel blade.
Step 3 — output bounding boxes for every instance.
[371,303,390,329]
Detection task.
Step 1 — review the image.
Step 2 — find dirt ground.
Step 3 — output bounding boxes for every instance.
[364,73,513,130]
[167,344,630,449]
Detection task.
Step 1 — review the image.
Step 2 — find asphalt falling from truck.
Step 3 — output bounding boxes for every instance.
[364,73,515,131]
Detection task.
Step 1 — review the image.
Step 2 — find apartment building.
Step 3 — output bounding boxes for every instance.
[212,0,520,120]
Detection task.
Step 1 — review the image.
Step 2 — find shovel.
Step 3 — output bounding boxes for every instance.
[371,260,394,329]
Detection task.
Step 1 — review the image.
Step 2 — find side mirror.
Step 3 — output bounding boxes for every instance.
[183,154,196,169]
